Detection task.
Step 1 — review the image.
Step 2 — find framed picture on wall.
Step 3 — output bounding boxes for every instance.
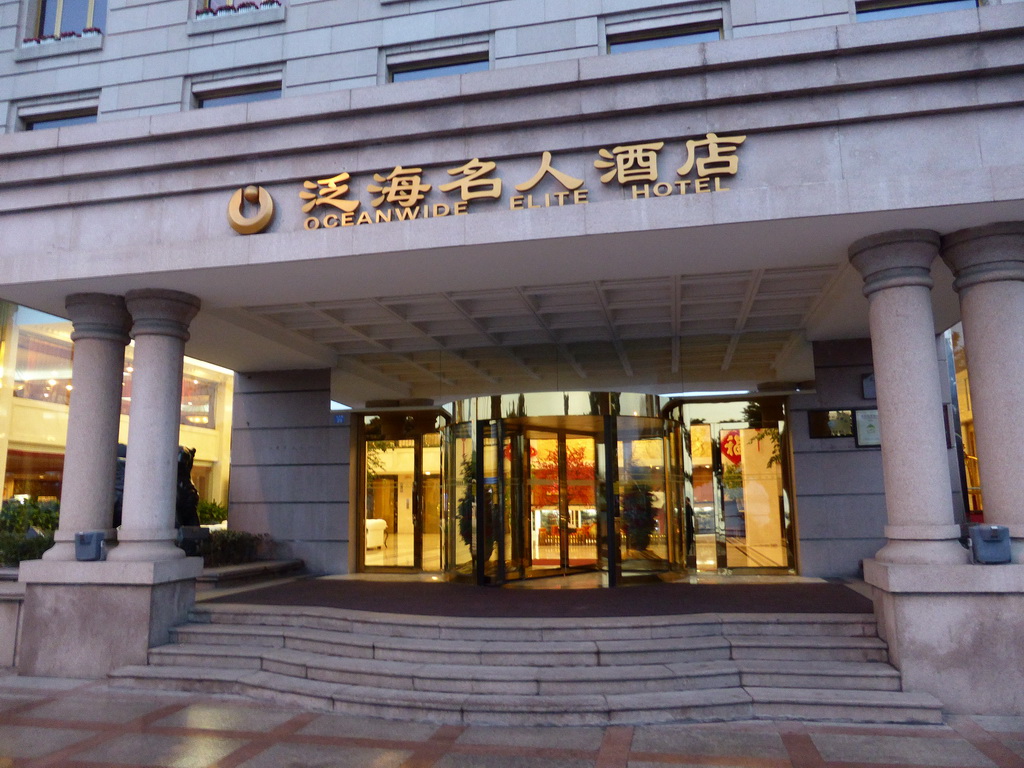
[855,409,881,447]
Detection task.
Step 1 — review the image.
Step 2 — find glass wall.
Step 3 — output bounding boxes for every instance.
[0,303,234,504]
[446,392,684,585]
[355,392,797,583]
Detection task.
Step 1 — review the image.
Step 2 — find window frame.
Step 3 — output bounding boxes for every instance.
[607,23,722,54]
[13,95,99,132]
[381,36,491,86]
[389,54,490,83]
[855,0,978,22]
[189,71,283,109]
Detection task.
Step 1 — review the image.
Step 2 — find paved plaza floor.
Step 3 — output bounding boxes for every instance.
[2,671,1023,768]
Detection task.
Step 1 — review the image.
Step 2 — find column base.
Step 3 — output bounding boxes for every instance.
[16,558,202,678]
[865,558,1024,714]
[106,530,185,562]
[875,524,967,564]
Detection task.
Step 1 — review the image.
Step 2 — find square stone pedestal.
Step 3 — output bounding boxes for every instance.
[865,558,1024,715]
[16,558,202,678]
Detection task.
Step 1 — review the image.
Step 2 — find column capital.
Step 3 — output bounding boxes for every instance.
[125,289,201,341]
[941,221,1024,292]
[848,229,941,297]
[65,293,131,345]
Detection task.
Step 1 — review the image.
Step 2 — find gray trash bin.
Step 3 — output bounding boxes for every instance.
[969,524,1011,564]
[74,531,105,561]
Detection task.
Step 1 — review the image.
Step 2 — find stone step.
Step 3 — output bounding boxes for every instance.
[747,686,944,725]
[109,664,942,726]
[148,643,742,695]
[190,604,877,641]
[170,622,736,666]
[734,659,902,691]
[728,634,889,663]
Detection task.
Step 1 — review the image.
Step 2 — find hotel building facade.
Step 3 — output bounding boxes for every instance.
[1,0,1023,715]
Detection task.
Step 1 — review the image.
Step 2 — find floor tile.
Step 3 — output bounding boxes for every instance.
[0,724,95,759]
[150,702,299,732]
[20,694,174,723]
[72,732,245,768]
[457,725,604,750]
[971,715,1024,733]
[298,712,440,741]
[632,725,788,758]
[810,732,996,766]
[434,755,595,768]
[233,742,411,768]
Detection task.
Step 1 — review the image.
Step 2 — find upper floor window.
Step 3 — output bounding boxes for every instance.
[608,23,722,54]
[390,55,489,83]
[190,72,282,108]
[197,86,281,108]
[24,112,96,130]
[856,0,977,21]
[31,0,105,38]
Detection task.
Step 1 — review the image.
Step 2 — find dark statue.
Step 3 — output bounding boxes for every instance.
[176,446,200,528]
[111,444,200,529]
[112,443,127,529]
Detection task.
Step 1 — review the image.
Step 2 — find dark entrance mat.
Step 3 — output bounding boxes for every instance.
[205,578,873,618]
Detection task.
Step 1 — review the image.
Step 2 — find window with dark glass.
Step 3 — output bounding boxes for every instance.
[24,111,97,130]
[30,0,106,38]
[856,0,977,22]
[390,55,489,83]
[196,86,281,108]
[608,24,721,54]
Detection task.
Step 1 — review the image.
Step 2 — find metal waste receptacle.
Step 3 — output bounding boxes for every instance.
[969,524,1011,564]
[74,531,105,561]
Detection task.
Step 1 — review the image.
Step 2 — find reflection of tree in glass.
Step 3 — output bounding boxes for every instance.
[531,446,594,506]
[742,403,781,467]
[457,454,497,563]
[620,478,655,551]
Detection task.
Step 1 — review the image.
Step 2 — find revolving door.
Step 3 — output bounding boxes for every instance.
[447,393,686,586]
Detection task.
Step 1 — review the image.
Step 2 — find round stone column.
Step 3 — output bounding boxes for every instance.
[849,230,965,564]
[942,222,1024,561]
[44,294,132,561]
[107,289,200,562]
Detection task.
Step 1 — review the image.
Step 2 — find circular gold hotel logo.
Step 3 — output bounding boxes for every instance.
[227,185,274,235]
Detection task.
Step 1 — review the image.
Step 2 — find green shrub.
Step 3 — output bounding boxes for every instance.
[29,500,59,532]
[0,531,54,566]
[0,499,59,535]
[198,530,268,567]
[196,499,228,526]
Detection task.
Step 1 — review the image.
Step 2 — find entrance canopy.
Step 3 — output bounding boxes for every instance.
[0,11,1019,405]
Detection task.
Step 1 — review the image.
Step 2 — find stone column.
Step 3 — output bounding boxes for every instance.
[108,289,200,562]
[942,222,1024,561]
[45,294,131,561]
[849,230,965,564]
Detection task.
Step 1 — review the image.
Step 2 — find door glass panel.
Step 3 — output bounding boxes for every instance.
[364,438,415,567]
[721,425,789,568]
[617,416,672,574]
[529,435,562,572]
[421,432,444,571]
[479,422,502,582]
[565,436,598,568]
[451,421,475,579]
[688,422,719,572]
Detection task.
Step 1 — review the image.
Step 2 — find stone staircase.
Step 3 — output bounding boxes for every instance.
[109,603,944,726]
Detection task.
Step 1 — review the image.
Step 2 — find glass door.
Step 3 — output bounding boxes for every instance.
[359,411,446,572]
[501,426,602,581]
[675,399,795,573]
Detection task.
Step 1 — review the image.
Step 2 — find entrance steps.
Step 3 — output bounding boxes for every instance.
[109,604,943,726]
